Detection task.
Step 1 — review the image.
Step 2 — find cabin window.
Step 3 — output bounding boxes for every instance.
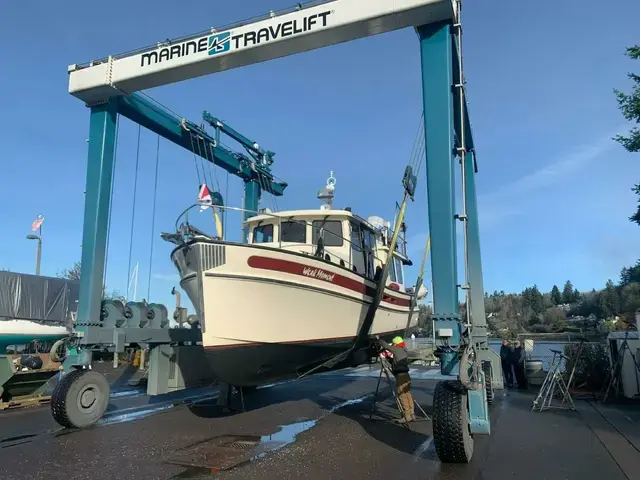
[394,257,404,285]
[362,228,375,279]
[280,221,306,243]
[253,224,274,243]
[350,221,362,251]
[389,259,397,283]
[312,220,343,247]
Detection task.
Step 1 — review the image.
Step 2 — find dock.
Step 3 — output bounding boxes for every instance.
[1,365,638,480]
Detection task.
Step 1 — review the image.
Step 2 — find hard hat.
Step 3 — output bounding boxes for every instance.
[392,336,404,345]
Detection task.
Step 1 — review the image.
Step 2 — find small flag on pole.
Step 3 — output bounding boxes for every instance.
[31,215,44,232]
[196,184,212,212]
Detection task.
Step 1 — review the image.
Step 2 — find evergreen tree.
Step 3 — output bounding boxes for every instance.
[613,46,640,224]
[551,285,562,305]
[620,260,640,286]
[599,279,621,319]
[562,280,575,304]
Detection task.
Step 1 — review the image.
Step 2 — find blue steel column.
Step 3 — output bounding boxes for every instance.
[464,152,487,347]
[76,100,118,331]
[243,180,261,242]
[418,22,460,376]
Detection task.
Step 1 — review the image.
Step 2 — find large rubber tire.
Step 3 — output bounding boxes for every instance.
[51,369,110,428]
[482,361,494,405]
[433,380,474,463]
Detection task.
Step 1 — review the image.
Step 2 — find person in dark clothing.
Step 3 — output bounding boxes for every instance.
[511,340,528,389]
[376,336,415,423]
[500,339,514,387]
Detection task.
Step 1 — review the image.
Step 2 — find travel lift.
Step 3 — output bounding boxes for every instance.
[55,0,502,464]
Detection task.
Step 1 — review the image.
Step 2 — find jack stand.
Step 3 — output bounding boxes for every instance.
[532,350,576,412]
[369,355,429,429]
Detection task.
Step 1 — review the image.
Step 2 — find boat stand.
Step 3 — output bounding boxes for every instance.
[531,350,576,412]
[369,355,429,429]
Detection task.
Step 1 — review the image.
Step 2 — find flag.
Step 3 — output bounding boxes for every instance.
[197,184,212,212]
[31,215,44,232]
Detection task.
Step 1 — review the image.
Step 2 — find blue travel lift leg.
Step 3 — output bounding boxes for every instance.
[243,180,261,241]
[51,101,118,428]
[418,21,490,464]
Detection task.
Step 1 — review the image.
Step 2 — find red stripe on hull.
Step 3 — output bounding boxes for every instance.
[247,255,411,307]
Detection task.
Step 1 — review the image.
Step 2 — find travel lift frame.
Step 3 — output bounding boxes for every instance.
[55,0,501,464]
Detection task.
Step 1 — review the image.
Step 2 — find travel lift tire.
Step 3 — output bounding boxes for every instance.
[432,380,474,463]
[51,369,110,428]
[481,360,494,405]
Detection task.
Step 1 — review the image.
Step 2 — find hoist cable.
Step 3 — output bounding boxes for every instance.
[195,135,209,188]
[126,124,142,300]
[207,142,222,193]
[198,136,213,189]
[103,114,120,292]
[224,171,229,238]
[146,135,161,302]
[188,133,202,185]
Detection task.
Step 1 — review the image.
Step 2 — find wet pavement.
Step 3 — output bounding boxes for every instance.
[0,365,638,480]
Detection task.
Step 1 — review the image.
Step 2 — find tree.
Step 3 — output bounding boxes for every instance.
[613,46,640,224]
[551,285,562,305]
[620,260,640,286]
[542,307,567,332]
[599,279,621,319]
[57,261,124,301]
[58,261,81,281]
[522,285,544,315]
[417,304,433,336]
[562,280,575,304]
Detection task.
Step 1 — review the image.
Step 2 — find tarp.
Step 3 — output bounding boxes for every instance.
[0,271,79,326]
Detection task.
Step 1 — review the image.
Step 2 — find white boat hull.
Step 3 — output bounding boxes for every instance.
[172,240,418,386]
[0,320,68,351]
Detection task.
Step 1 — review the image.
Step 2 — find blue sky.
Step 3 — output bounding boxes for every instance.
[0,0,639,312]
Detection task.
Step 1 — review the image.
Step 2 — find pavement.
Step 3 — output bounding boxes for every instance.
[0,365,638,480]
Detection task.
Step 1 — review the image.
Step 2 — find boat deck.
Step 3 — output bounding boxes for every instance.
[0,365,638,480]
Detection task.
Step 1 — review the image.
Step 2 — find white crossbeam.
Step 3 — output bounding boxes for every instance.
[68,0,456,104]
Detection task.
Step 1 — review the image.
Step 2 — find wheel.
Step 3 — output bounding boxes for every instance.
[51,369,110,428]
[432,380,474,463]
[482,360,494,405]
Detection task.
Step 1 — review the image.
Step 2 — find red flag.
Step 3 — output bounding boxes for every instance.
[197,184,212,212]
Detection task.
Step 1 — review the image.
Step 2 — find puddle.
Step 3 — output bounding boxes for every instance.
[99,391,220,426]
[249,394,372,462]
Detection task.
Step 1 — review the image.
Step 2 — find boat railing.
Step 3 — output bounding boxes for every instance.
[173,204,392,276]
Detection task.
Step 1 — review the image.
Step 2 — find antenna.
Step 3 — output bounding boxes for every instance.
[317,171,336,210]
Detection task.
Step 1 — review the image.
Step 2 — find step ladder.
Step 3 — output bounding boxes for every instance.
[531,349,576,412]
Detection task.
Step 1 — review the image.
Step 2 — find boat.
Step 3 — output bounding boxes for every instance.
[0,320,69,353]
[161,172,425,387]
[0,271,77,354]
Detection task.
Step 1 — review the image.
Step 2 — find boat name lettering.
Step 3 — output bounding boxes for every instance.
[302,267,335,283]
[140,10,332,68]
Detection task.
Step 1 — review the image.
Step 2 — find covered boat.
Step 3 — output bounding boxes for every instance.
[0,271,76,352]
